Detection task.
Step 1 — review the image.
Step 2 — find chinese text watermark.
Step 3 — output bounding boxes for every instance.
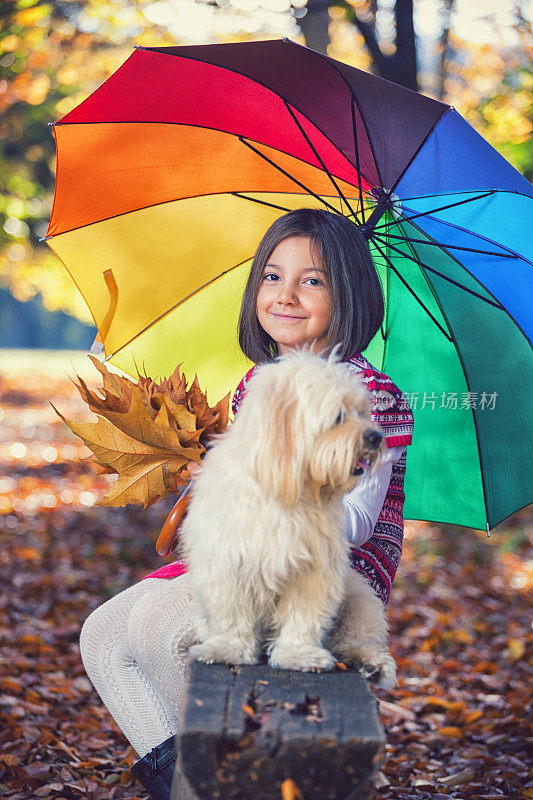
[398,392,498,411]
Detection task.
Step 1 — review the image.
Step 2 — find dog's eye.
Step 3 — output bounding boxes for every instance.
[335,409,345,425]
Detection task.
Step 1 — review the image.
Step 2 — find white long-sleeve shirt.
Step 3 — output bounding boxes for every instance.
[342,445,406,548]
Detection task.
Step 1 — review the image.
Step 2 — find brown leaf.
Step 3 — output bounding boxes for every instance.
[23,762,51,780]
[52,358,230,509]
[86,354,124,398]
[0,755,21,767]
[437,766,476,786]
[436,726,464,738]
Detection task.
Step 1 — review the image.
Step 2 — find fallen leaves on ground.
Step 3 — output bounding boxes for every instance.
[0,361,531,800]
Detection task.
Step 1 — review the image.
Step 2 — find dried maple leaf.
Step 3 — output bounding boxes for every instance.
[53,358,230,509]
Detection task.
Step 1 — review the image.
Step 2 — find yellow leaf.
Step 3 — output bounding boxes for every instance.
[100,456,189,509]
[161,394,198,432]
[281,779,304,800]
[463,709,484,723]
[437,726,464,738]
[87,354,124,398]
[1,35,20,53]
[442,629,474,644]
[504,638,526,661]
[52,404,197,509]
[15,6,50,25]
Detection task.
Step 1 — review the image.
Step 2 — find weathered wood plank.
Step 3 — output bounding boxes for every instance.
[172,658,386,800]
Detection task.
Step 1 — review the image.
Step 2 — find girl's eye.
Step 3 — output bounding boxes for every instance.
[261,273,323,286]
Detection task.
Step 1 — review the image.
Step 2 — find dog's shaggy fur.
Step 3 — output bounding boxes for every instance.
[179,346,397,689]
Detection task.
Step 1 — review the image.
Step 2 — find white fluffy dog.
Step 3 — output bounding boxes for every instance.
[179,346,397,689]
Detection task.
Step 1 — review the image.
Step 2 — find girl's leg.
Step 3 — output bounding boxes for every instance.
[126,572,198,728]
[79,578,178,757]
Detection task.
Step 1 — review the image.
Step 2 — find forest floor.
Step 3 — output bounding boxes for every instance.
[0,350,531,800]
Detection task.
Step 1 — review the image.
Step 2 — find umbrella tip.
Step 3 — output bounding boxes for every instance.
[486,522,491,538]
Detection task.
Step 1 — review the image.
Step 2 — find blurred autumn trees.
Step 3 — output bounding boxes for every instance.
[0,0,531,329]
[303,0,418,89]
[0,0,146,327]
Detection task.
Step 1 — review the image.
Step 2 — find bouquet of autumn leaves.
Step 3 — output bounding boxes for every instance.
[52,356,230,512]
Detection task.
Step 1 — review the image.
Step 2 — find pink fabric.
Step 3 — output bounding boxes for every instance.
[145,351,415,602]
[143,560,188,581]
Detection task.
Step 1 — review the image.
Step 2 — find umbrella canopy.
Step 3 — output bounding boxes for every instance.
[44,38,533,533]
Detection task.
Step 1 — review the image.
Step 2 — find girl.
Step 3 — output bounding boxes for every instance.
[79,208,414,800]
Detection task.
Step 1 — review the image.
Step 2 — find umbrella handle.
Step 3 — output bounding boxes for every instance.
[156,481,193,557]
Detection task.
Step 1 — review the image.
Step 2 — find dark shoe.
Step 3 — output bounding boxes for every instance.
[131,735,177,800]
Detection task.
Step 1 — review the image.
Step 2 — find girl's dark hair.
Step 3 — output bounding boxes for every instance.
[237,208,384,364]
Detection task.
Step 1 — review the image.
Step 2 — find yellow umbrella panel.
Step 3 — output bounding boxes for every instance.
[46,124,362,401]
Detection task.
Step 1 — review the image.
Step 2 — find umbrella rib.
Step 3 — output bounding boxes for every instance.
[377,233,518,259]
[238,136,344,215]
[350,95,367,225]
[376,201,530,535]
[102,256,254,363]
[402,215,533,349]
[372,232,505,309]
[391,189,500,203]
[401,204,533,266]
[394,229,494,534]
[283,100,357,218]
[42,187,346,243]
[282,36,380,199]
[372,190,496,230]
[42,188,319,242]
[230,193,293,213]
[133,41,371,186]
[369,236,454,342]
[361,107,449,236]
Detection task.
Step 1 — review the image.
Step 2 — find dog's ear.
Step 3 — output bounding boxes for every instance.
[308,424,360,506]
[248,390,305,507]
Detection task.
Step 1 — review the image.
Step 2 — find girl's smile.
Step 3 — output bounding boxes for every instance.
[256,236,333,355]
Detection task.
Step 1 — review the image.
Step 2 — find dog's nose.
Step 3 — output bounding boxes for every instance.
[363,429,382,449]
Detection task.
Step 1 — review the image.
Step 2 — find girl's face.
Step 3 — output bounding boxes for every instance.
[256,236,333,356]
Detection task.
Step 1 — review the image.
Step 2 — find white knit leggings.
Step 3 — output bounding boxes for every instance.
[79,573,198,758]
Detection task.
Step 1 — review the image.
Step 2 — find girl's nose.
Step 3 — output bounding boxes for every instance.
[276,284,299,304]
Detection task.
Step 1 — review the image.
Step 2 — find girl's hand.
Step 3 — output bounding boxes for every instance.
[186,460,201,477]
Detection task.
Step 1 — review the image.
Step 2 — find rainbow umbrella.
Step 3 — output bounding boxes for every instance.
[44,38,533,533]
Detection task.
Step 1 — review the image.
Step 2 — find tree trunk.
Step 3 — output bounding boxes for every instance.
[436,0,455,101]
[393,0,418,90]
[342,0,419,91]
[297,0,331,55]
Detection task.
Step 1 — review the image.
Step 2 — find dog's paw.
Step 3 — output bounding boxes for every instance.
[268,643,337,672]
[189,642,219,665]
[345,649,398,690]
[189,638,259,666]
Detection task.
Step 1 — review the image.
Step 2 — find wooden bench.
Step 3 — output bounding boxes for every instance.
[172,658,386,800]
